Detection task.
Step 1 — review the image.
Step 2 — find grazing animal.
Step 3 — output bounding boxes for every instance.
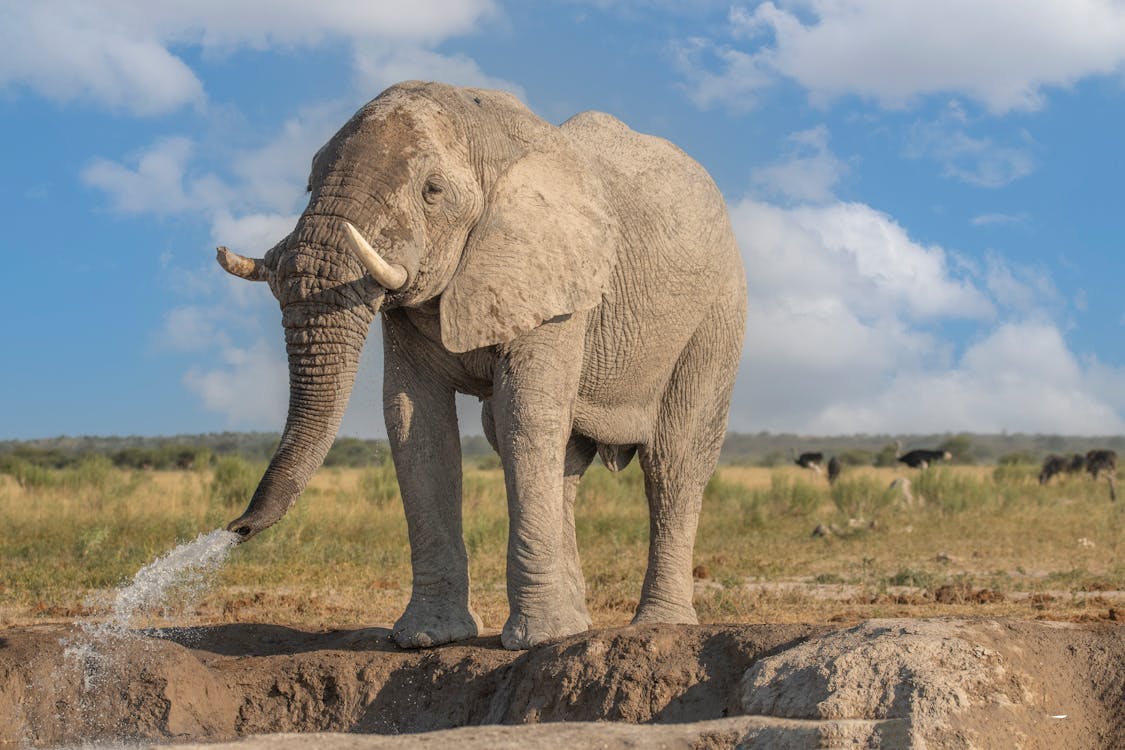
[1085,449,1118,501]
[1041,453,1091,485]
[826,455,842,484]
[1038,454,1069,485]
[895,440,952,470]
[1084,449,1117,479]
[792,449,824,473]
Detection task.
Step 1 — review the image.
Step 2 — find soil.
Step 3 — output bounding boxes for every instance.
[1,618,1122,749]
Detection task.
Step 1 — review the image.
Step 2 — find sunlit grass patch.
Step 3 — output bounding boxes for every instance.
[0,459,1121,628]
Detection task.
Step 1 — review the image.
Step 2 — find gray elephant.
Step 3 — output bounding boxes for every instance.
[216,81,747,650]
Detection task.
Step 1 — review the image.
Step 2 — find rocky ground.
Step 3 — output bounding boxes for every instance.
[1,618,1122,749]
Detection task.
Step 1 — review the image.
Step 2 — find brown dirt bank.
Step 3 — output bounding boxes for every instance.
[1,619,1121,749]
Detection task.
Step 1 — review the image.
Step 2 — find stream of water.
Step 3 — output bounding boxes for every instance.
[106,528,241,632]
[61,529,241,682]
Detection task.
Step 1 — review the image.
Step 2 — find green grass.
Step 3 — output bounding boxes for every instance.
[0,460,1121,628]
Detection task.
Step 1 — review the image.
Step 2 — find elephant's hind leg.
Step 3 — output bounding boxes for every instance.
[634,304,742,624]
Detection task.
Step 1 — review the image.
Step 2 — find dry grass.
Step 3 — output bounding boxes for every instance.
[1,460,1122,630]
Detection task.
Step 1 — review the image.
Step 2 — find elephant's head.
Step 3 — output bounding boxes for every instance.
[217,81,617,540]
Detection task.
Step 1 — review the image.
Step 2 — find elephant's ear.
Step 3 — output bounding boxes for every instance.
[439,146,616,353]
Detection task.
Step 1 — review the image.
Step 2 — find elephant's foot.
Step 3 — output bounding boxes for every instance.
[392,600,482,649]
[501,601,591,650]
[632,599,698,625]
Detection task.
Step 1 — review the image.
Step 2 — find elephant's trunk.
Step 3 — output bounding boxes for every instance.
[226,305,371,539]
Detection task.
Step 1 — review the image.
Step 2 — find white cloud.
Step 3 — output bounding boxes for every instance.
[83,100,341,227]
[983,254,1060,317]
[0,3,205,115]
[81,137,201,214]
[184,337,288,429]
[729,193,1125,435]
[750,125,849,203]
[687,0,1125,114]
[808,323,1125,434]
[353,44,524,98]
[750,201,994,321]
[161,306,227,353]
[229,102,349,211]
[971,212,1029,228]
[905,114,1036,188]
[672,37,773,111]
[0,0,497,114]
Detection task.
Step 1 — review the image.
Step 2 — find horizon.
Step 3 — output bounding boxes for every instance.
[4,2,1125,440]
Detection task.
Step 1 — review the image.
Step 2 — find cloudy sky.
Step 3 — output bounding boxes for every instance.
[4,0,1125,440]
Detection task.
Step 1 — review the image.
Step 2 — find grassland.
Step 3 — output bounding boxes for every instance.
[1,458,1121,629]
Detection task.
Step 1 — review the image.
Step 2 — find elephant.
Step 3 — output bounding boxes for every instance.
[216,81,747,650]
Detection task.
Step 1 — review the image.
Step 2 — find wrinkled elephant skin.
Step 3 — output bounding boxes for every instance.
[215,81,747,650]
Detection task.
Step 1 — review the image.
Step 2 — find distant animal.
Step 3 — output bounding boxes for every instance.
[1085,449,1117,501]
[826,455,842,484]
[1040,453,1091,485]
[792,449,824,473]
[895,440,952,469]
[1085,449,1117,479]
[1038,454,1069,485]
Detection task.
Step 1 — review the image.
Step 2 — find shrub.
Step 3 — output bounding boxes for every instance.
[888,568,934,588]
[992,462,1037,485]
[937,434,974,464]
[210,455,260,510]
[873,443,899,467]
[837,449,874,467]
[831,475,895,520]
[475,453,502,471]
[746,474,821,519]
[997,451,1038,466]
[359,463,400,506]
[0,456,54,489]
[65,455,117,492]
[912,467,985,514]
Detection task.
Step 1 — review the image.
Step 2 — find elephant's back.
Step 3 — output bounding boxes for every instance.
[560,110,709,189]
[560,111,732,262]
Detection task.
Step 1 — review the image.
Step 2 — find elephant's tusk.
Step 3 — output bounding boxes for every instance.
[340,221,409,291]
[216,246,270,281]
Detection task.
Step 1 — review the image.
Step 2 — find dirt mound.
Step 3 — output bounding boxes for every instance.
[1,619,1121,749]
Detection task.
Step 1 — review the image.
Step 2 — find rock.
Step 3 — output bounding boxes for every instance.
[739,618,1120,748]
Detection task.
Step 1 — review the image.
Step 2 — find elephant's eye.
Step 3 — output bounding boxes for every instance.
[422,178,444,204]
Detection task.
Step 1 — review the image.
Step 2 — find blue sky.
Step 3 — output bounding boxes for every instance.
[3,0,1125,439]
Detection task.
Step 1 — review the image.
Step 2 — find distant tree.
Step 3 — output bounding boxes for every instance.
[998,451,1038,465]
[874,443,899,467]
[758,450,787,468]
[837,449,874,467]
[937,434,974,464]
[460,435,494,459]
[324,437,389,467]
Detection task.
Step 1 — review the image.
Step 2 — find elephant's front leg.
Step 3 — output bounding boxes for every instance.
[492,313,591,650]
[383,325,481,648]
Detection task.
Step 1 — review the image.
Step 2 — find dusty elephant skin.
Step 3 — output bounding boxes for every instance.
[1,619,1122,748]
[213,81,748,651]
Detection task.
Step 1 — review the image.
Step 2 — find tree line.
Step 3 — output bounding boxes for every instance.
[3,431,1124,474]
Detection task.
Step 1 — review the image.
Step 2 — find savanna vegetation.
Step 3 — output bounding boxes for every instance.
[1,445,1121,630]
